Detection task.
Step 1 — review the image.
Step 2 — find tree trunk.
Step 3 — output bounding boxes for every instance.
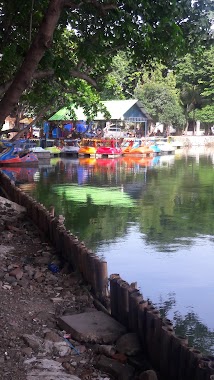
[0,0,64,127]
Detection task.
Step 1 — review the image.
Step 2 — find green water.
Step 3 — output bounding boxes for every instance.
[5,148,214,354]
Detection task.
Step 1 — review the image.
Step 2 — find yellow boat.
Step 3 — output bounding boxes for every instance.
[122,139,154,156]
[78,138,101,157]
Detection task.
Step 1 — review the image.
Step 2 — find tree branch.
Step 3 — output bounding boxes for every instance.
[0,69,55,97]
[70,69,98,88]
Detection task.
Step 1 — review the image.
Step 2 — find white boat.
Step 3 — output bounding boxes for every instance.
[60,139,80,156]
[31,146,51,159]
[156,138,175,154]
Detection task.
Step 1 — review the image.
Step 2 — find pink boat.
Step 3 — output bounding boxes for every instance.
[96,139,122,158]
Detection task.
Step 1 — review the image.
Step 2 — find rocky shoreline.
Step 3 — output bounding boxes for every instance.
[0,195,158,380]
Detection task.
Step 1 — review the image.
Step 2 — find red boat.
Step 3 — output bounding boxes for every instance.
[96,139,122,158]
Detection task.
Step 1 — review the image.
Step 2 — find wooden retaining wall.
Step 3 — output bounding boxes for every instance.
[0,170,214,380]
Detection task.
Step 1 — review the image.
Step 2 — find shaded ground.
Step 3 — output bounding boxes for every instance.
[0,196,113,380]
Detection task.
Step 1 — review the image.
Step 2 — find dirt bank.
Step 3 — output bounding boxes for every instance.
[0,195,154,380]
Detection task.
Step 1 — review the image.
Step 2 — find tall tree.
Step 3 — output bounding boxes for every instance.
[175,46,214,130]
[134,64,185,129]
[0,0,212,126]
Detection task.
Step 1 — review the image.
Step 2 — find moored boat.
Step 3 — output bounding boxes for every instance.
[156,138,176,154]
[96,139,122,158]
[31,147,51,160]
[0,142,38,166]
[60,139,80,156]
[44,145,61,156]
[78,139,100,157]
[121,139,135,154]
[124,139,154,156]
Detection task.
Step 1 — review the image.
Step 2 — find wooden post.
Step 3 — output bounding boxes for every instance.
[182,347,202,380]
[117,279,130,327]
[128,288,143,332]
[169,335,188,380]
[159,325,175,378]
[87,252,98,293]
[95,259,108,301]
[137,300,149,351]
[146,307,160,360]
[109,274,121,320]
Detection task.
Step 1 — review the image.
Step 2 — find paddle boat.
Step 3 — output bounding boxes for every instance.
[155,138,176,154]
[122,139,154,156]
[11,139,51,160]
[78,138,101,157]
[121,139,135,154]
[95,139,122,158]
[44,145,61,156]
[0,142,38,166]
[60,139,80,156]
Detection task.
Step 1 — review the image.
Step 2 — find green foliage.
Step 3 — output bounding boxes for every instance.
[134,65,185,128]
[195,105,214,123]
[0,0,212,123]
[175,46,214,122]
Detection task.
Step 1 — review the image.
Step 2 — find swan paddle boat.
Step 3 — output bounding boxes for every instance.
[0,141,38,166]
[122,139,154,156]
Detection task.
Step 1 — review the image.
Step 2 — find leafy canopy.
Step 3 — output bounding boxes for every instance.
[0,0,212,125]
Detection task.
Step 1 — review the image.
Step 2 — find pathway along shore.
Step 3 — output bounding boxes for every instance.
[0,194,156,380]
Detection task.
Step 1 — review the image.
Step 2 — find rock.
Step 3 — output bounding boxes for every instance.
[43,340,54,354]
[24,265,35,279]
[9,267,24,280]
[0,196,26,214]
[95,355,135,379]
[116,333,142,356]
[51,297,64,303]
[34,256,51,265]
[62,362,75,374]
[111,353,127,364]
[0,271,5,280]
[58,311,126,344]
[18,277,30,288]
[4,275,17,284]
[139,370,158,380]
[21,347,33,357]
[94,344,116,357]
[44,330,62,342]
[22,334,43,351]
[127,354,151,371]
[24,358,81,379]
[53,342,71,357]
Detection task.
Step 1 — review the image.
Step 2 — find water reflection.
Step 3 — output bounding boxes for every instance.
[158,293,214,355]
[2,150,214,354]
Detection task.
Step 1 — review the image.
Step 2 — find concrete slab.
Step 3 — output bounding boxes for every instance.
[58,311,126,344]
[0,195,26,213]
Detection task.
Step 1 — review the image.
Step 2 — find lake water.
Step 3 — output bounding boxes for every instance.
[3,147,214,354]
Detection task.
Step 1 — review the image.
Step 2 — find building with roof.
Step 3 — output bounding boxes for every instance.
[48,99,152,137]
